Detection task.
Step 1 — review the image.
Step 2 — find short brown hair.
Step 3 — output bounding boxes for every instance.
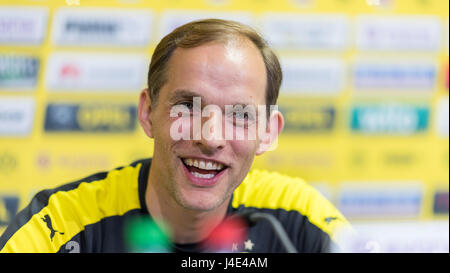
[147,18,282,109]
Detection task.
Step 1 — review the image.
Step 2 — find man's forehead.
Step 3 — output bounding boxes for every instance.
[168,37,263,71]
[163,41,266,103]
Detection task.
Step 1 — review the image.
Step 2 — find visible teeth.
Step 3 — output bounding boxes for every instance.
[206,161,213,170]
[183,158,225,171]
[191,172,215,179]
[199,161,206,169]
[186,158,193,166]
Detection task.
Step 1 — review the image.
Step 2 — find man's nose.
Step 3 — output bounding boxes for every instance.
[193,112,226,152]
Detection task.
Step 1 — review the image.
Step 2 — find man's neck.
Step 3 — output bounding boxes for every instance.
[145,162,229,245]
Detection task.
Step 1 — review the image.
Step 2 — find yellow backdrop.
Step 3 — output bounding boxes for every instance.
[0,0,448,235]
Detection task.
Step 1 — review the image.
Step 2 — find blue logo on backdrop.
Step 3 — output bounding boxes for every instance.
[44,103,137,133]
[65,20,118,36]
[354,63,435,90]
[339,188,422,218]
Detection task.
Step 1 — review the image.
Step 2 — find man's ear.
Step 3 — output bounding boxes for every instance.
[138,89,154,138]
[256,110,284,155]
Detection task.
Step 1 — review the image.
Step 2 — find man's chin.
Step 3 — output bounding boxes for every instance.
[176,192,228,212]
[179,200,222,212]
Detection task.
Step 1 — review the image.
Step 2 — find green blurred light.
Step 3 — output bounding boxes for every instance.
[125,216,172,253]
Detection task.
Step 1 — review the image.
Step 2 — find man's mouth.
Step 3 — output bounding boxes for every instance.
[180,157,228,185]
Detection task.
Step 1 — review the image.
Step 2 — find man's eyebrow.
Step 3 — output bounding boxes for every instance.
[167,89,203,103]
[167,89,257,107]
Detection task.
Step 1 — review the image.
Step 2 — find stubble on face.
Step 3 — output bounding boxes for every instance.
[148,38,267,213]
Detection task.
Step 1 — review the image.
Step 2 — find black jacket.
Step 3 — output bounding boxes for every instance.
[0,158,350,253]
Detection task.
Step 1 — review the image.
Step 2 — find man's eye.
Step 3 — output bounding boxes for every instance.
[179,101,193,109]
[234,112,249,120]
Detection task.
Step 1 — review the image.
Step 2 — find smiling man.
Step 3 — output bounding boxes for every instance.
[0,19,350,253]
[139,22,283,246]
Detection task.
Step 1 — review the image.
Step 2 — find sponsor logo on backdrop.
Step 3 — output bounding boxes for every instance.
[158,10,254,40]
[281,58,345,95]
[349,151,368,168]
[338,182,423,219]
[382,151,415,167]
[265,152,334,169]
[44,103,137,132]
[51,8,152,46]
[335,220,449,253]
[350,104,429,135]
[57,154,110,171]
[261,14,348,50]
[0,7,48,45]
[0,54,39,90]
[433,191,449,214]
[353,61,436,91]
[0,195,19,227]
[35,151,111,172]
[281,105,335,132]
[0,97,35,136]
[356,16,442,51]
[0,152,17,174]
[45,53,146,91]
[436,97,449,138]
[35,152,51,171]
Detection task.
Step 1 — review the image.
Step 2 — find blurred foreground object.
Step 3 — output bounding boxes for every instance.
[202,215,247,253]
[125,216,171,253]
